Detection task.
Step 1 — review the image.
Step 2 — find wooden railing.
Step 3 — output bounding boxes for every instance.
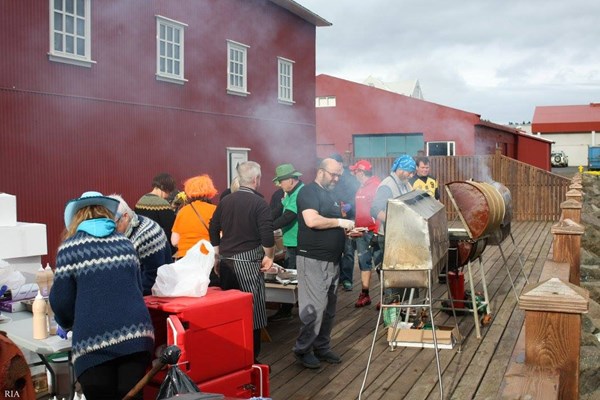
[357,150,571,221]
[499,173,589,400]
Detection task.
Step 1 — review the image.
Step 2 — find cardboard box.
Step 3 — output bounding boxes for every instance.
[0,300,26,313]
[0,193,17,226]
[423,325,459,345]
[0,222,47,259]
[387,326,423,343]
[387,325,459,350]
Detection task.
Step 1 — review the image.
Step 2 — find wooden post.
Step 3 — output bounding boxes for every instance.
[568,182,582,191]
[519,278,589,400]
[564,189,583,203]
[551,219,584,285]
[559,199,582,223]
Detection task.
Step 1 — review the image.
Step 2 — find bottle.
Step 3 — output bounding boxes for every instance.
[35,265,48,297]
[44,264,55,295]
[32,292,49,339]
[46,299,58,335]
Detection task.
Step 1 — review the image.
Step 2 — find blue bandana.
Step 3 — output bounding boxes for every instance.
[391,155,416,173]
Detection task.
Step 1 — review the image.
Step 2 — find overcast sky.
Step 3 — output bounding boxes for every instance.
[298,0,600,124]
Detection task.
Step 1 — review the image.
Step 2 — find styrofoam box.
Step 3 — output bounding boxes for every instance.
[0,223,47,259]
[0,193,17,226]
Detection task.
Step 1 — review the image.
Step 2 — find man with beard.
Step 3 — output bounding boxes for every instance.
[370,154,416,312]
[293,158,355,369]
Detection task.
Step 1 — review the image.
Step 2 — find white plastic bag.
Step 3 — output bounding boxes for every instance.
[151,239,214,297]
[0,258,26,290]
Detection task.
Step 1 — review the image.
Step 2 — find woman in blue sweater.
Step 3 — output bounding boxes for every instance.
[49,191,154,400]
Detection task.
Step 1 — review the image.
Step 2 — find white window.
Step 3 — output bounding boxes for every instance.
[426,141,456,156]
[48,0,94,67]
[227,40,249,96]
[278,57,294,104]
[315,96,337,108]
[156,16,187,84]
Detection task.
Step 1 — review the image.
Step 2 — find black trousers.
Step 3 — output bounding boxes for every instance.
[78,351,150,400]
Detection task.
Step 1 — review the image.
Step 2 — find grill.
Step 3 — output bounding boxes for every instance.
[382,189,448,287]
[445,180,513,270]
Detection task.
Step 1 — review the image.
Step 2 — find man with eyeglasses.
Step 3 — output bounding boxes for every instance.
[293,157,355,369]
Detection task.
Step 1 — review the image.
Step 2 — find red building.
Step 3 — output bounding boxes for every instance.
[0,0,329,262]
[315,74,551,169]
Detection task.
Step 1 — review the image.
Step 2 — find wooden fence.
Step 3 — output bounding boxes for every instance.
[356,151,571,222]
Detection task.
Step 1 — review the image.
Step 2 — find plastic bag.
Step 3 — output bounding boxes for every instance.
[156,346,200,399]
[152,240,214,297]
[0,259,26,290]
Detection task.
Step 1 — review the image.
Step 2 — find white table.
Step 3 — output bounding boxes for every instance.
[0,311,74,399]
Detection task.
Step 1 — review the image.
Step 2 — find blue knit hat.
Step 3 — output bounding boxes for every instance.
[391,155,416,173]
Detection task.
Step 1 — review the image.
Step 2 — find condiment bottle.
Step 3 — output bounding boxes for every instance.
[44,264,55,295]
[35,266,48,297]
[46,299,58,335]
[32,292,49,339]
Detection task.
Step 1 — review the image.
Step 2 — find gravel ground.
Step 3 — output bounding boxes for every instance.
[576,173,600,398]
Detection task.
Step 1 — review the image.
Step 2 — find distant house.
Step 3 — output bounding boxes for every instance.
[0,0,329,262]
[532,103,600,166]
[315,74,551,169]
[362,75,424,100]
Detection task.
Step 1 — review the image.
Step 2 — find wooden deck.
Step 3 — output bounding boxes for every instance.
[261,221,554,400]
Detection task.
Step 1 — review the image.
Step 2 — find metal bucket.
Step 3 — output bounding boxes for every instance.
[445,181,505,240]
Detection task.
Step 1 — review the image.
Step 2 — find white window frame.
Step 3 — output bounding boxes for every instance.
[156,15,188,85]
[426,141,456,156]
[315,96,337,108]
[277,57,294,104]
[48,0,95,67]
[227,40,250,96]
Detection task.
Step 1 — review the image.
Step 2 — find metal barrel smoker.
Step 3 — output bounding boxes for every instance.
[445,180,529,338]
[359,190,457,400]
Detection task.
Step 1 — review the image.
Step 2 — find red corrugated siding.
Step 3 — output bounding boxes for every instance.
[1,0,318,263]
[315,74,482,157]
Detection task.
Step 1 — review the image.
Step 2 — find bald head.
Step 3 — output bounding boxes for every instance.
[316,158,343,190]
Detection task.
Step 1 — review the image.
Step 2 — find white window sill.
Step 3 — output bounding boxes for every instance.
[48,53,96,68]
[156,74,187,85]
[278,99,295,106]
[227,89,250,97]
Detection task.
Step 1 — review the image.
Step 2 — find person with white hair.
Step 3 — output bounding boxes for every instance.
[208,161,275,363]
[109,194,173,295]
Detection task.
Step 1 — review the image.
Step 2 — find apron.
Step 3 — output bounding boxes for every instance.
[220,246,267,330]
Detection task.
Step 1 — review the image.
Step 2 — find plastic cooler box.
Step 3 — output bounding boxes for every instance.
[144,287,269,399]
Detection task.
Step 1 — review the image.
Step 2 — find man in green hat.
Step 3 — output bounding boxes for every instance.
[268,163,304,322]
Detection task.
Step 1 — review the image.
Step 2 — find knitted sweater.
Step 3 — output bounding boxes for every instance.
[129,215,173,295]
[50,229,154,378]
[135,193,176,253]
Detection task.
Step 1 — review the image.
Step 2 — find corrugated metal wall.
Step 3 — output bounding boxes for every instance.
[0,0,319,263]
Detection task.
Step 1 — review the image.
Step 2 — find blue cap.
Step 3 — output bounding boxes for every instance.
[391,155,416,173]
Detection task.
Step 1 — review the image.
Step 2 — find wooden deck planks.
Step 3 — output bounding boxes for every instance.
[263,221,553,400]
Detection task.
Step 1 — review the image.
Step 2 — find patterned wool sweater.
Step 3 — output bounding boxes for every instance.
[50,229,155,378]
[135,193,176,253]
[129,215,173,295]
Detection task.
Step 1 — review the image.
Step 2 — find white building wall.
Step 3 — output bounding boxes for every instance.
[539,132,593,166]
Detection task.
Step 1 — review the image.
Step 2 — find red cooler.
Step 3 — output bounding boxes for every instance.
[144,287,269,399]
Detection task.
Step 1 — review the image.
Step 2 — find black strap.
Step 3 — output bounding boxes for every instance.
[189,202,209,231]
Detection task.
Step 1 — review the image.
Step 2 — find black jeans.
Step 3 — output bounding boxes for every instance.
[78,351,150,400]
